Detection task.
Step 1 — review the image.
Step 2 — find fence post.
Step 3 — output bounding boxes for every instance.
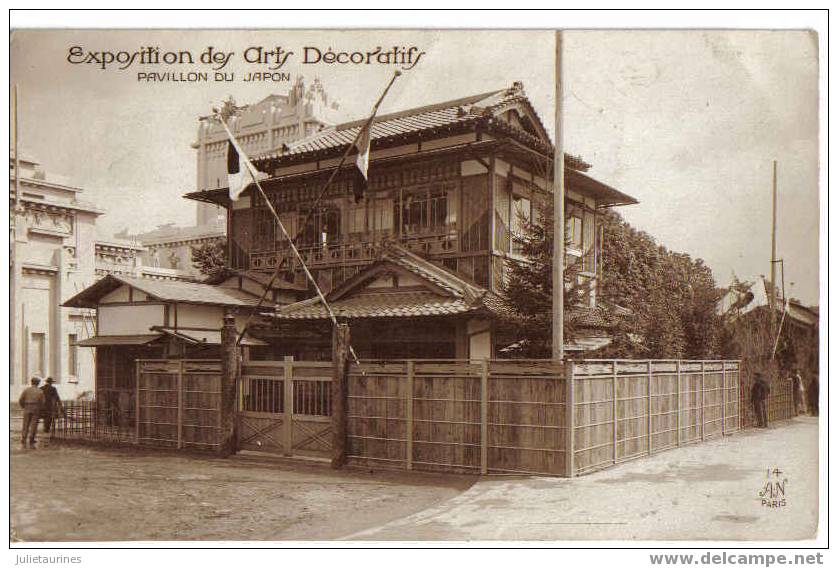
[480,359,489,475]
[283,356,294,457]
[217,313,239,457]
[406,360,415,471]
[135,360,141,444]
[738,361,742,432]
[647,361,653,455]
[331,323,350,469]
[722,362,727,436]
[565,361,575,477]
[177,360,184,449]
[676,360,681,447]
[612,360,618,464]
[700,361,706,441]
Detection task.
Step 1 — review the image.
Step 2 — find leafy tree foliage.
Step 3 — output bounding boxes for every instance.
[596,210,724,358]
[503,200,725,359]
[191,239,227,277]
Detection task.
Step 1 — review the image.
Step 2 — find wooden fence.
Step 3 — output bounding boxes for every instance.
[767,379,796,422]
[135,359,222,450]
[570,360,741,475]
[51,356,799,477]
[346,360,567,475]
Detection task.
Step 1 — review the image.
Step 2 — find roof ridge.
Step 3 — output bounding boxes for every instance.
[333,88,507,132]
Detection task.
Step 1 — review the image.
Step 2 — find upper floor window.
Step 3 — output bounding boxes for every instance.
[510,195,532,255]
[397,187,449,236]
[300,207,340,248]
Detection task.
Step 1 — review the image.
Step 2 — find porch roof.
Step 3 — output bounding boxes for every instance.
[269,243,514,321]
[153,326,268,346]
[75,334,162,347]
[273,292,474,320]
[63,273,272,309]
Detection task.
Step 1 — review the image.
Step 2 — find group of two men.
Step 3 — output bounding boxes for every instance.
[750,369,818,428]
[18,376,64,449]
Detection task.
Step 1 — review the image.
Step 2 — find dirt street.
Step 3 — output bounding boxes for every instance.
[10,443,474,542]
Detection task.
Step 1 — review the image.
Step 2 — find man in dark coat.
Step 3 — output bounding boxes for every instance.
[807,374,819,416]
[751,372,770,428]
[19,377,45,448]
[40,377,63,439]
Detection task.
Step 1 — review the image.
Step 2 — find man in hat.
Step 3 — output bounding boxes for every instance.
[18,376,45,448]
[750,372,770,428]
[41,377,63,441]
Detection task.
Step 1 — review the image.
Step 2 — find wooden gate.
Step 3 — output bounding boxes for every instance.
[238,357,333,459]
[135,359,222,450]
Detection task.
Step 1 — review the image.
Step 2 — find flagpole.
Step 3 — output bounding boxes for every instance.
[771,299,788,359]
[222,71,402,360]
[552,30,565,361]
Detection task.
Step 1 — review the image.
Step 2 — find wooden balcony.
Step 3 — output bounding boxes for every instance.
[249,230,460,271]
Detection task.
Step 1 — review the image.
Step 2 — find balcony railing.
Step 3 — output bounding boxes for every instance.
[249,230,459,271]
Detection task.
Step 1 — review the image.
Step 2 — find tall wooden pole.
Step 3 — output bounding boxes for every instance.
[11,84,21,386]
[552,30,566,361]
[217,312,239,457]
[770,160,778,318]
[331,323,351,468]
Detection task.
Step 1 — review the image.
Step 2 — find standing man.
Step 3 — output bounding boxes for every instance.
[792,369,808,415]
[41,377,63,442]
[750,372,770,428]
[807,373,819,416]
[18,376,45,448]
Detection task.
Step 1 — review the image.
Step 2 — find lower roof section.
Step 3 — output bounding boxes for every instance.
[75,334,161,347]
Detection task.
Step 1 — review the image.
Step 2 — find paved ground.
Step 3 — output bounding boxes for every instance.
[11,417,818,542]
[10,443,474,542]
[346,417,820,541]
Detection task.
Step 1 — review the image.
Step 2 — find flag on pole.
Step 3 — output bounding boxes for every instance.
[352,121,373,203]
[226,137,258,202]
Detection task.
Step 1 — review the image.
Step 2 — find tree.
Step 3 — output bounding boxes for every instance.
[596,210,724,359]
[503,202,725,360]
[503,199,586,358]
[191,240,227,277]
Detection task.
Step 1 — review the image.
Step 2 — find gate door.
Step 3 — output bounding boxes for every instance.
[239,357,332,458]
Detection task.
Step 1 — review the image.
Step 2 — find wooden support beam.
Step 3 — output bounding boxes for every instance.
[406,360,414,471]
[700,361,706,441]
[480,360,489,475]
[565,361,575,477]
[216,312,239,457]
[722,362,727,436]
[283,355,294,456]
[647,361,653,455]
[135,361,141,444]
[331,323,350,469]
[676,360,681,447]
[612,360,618,464]
[177,360,183,449]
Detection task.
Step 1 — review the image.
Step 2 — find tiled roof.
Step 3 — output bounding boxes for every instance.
[254,87,518,162]
[63,273,271,309]
[272,243,514,321]
[249,83,570,171]
[115,275,267,307]
[275,292,472,320]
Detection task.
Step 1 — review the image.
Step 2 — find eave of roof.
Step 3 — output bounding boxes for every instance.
[567,170,639,208]
[62,273,272,309]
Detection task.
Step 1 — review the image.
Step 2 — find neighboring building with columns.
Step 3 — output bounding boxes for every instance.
[9,153,186,403]
[122,77,340,280]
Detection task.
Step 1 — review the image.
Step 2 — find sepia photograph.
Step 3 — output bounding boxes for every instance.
[6,10,827,558]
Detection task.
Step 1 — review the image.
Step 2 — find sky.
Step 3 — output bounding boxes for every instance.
[10,29,820,305]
